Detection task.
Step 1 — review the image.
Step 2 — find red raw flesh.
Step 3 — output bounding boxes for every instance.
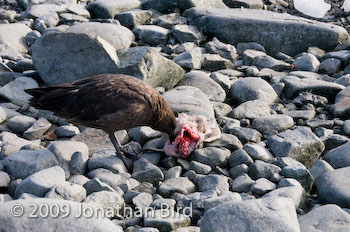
[163,122,200,158]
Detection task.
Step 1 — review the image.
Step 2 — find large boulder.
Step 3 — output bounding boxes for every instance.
[184,8,349,56]
[200,197,299,232]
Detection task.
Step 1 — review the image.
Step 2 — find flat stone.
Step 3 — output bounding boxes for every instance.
[277,178,302,188]
[293,92,328,107]
[157,13,187,29]
[308,160,334,183]
[267,127,325,167]
[190,161,212,174]
[333,86,350,118]
[323,142,350,169]
[184,8,349,56]
[204,133,242,151]
[7,115,36,135]
[0,76,39,106]
[248,160,281,180]
[232,100,271,119]
[15,166,66,198]
[203,191,242,211]
[200,197,299,232]
[55,125,80,137]
[317,167,350,208]
[281,75,344,100]
[23,118,52,140]
[173,47,202,70]
[197,174,229,195]
[252,114,294,135]
[201,53,233,71]
[132,158,164,183]
[251,178,276,195]
[144,209,191,232]
[230,77,277,104]
[116,46,184,90]
[284,110,316,121]
[263,186,307,209]
[0,23,32,53]
[45,181,87,202]
[88,149,127,174]
[115,9,152,28]
[172,25,205,44]
[133,25,169,45]
[0,131,41,156]
[3,149,58,179]
[86,0,141,18]
[243,144,274,162]
[251,54,290,71]
[205,37,238,61]
[0,198,123,232]
[223,126,262,144]
[298,204,350,232]
[159,177,195,197]
[176,71,226,102]
[190,147,230,168]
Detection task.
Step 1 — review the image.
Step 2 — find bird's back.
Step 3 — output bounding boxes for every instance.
[26,74,170,134]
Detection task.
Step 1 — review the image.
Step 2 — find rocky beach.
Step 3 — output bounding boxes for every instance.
[0,0,350,231]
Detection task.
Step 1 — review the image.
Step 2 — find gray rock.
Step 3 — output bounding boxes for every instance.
[264,186,307,209]
[0,171,10,188]
[116,46,184,90]
[144,209,191,232]
[159,177,195,197]
[0,193,12,202]
[185,8,348,56]
[83,177,115,196]
[319,58,341,74]
[0,131,41,156]
[132,192,153,210]
[237,42,266,56]
[203,191,242,211]
[151,198,176,210]
[294,53,320,72]
[88,149,127,174]
[128,126,162,145]
[0,198,123,232]
[115,9,152,28]
[230,164,248,179]
[277,178,302,188]
[31,31,120,86]
[190,161,212,174]
[84,190,124,213]
[223,126,262,144]
[45,181,87,202]
[172,25,205,44]
[173,47,202,70]
[55,125,80,137]
[230,77,277,104]
[336,74,350,87]
[7,115,36,135]
[15,166,66,198]
[132,158,164,184]
[251,55,290,71]
[293,92,328,107]
[3,149,58,179]
[281,164,314,193]
[70,151,89,175]
[251,178,276,195]
[68,175,90,186]
[190,147,230,168]
[284,110,316,121]
[229,149,253,168]
[298,204,350,232]
[252,114,294,135]
[0,23,32,53]
[248,160,281,180]
[177,190,217,211]
[201,53,234,71]
[86,0,141,18]
[281,76,344,100]
[224,0,264,9]
[133,25,169,45]
[205,37,238,61]
[177,0,228,11]
[204,133,242,151]
[212,101,233,117]
[317,167,350,208]
[333,86,350,118]
[209,72,236,92]
[232,100,271,119]
[323,142,350,169]
[0,77,39,106]
[231,174,255,193]
[243,144,274,162]
[23,118,52,140]
[176,71,226,102]
[343,120,350,135]
[200,197,299,232]
[157,13,187,29]
[164,166,182,180]
[268,127,325,167]
[197,174,229,195]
